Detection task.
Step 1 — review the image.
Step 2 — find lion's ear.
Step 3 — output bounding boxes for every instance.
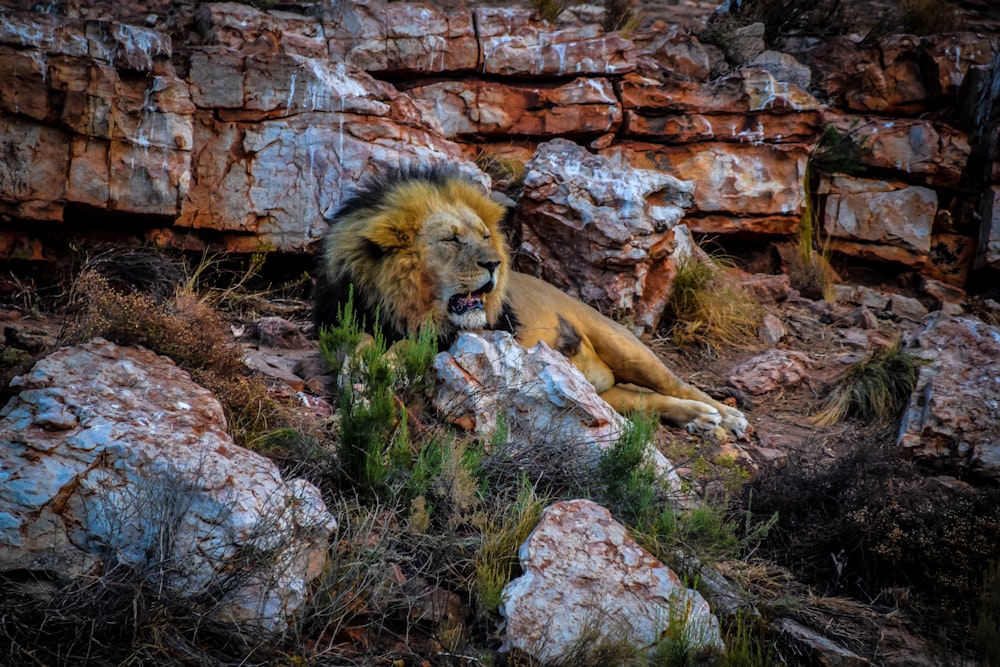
[364,221,412,253]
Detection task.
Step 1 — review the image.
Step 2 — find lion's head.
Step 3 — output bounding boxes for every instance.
[314,169,511,342]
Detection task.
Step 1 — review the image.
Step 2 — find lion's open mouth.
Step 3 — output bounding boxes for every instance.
[448,283,493,316]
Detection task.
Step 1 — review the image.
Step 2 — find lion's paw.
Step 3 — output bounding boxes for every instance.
[680,400,723,435]
[719,406,748,438]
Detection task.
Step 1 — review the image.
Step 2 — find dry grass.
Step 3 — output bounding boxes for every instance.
[812,340,923,426]
[67,270,298,447]
[665,257,763,355]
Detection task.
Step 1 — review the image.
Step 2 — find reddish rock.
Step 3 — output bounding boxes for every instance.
[406,78,621,138]
[820,175,937,253]
[825,114,971,187]
[476,7,635,77]
[0,11,193,221]
[177,50,479,251]
[620,68,821,113]
[194,2,328,58]
[728,349,812,395]
[624,110,824,143]
[517,139,696,333]
[323,0,478,75]
[800,35,930,114]
[632,25,715,80]
[899,314,1000,480]
[921,32,997,98]
[604,141,808,216]
[925,233,975,286]
[685,214,800,237]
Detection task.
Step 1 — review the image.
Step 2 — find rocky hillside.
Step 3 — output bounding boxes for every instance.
[1,0,1000,665]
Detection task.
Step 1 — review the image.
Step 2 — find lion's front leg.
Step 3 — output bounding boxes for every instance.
[600,385,731,439]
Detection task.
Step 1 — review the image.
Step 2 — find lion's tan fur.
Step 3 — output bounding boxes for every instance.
[318,173,747,437]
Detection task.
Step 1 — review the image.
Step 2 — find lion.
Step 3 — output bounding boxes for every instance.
[313,168,748,438]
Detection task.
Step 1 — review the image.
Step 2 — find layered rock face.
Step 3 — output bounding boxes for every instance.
[0,0,997,283]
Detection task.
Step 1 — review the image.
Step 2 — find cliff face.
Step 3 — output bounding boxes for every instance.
[0,0,997,288]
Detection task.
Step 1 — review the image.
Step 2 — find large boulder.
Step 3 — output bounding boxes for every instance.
[501,499,724,662]
[0,338,336,632]
[432,331,685,495]
[898,314,1000,480]
[517,138,696,333]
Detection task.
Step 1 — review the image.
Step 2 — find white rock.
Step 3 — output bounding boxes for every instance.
[501,499,724,662]
[0,338,336,632]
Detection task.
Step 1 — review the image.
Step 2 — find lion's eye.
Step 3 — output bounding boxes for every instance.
[483,233,491,241]
[444,235,461,245]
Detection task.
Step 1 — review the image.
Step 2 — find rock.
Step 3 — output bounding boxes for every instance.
[759,313,787,346]
[323,0,478,75]
[719,21,765,65]
[820,175,937,254]
[747,50,813,89]
[501,499,724,663]
[977,184,1000,270]
[194,2,329,59]
[255,317,309,349]
[177,49,481,252]
[0,338,336,632]
[888,294,929,322]
[740,273,791,304]
[433,331,685,495]
[476,7,635,77]
[774,618,872,667]
[800,35,930,114]
[633,25,714,80]
[605,141,808,216]
[832,284,891,311]
[899,314,1000,480]
[728,349,812,395]
[825,115,971,187]
[686,214,801,236]
[0,11,193,222]
[405,78,622,139]
[518,138,696,333]
[620,68,822,114]
[921,32,997,98]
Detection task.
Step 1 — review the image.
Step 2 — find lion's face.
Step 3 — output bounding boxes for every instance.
[320,173,510,340]
[419,206,505,332]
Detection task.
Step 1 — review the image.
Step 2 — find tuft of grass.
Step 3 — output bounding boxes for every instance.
[472,476,546,618]
[530,0,566,23]
[602,0,640,34]
[813,340,923,426]
[666,257,763,354]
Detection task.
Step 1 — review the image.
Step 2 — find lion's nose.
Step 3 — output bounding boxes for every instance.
[479,260,501,274]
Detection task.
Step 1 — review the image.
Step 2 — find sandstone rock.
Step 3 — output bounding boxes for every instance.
[178,50,480,251]
[747,50,813,89]
[686,214,801,236]
[518,138,696,333]
[0,338,336,631]
[825,115,971,187]
[978,184,1000,270]
[899,314,1000,480]
[620,68,822,114]
[888,294,929,322]
[433,331,685,495]
[633,25,714,80]
[476,7,635,77]
[820,175,937,254]
[625,109,824,144]
[323,0,478,75]
[759,313,787,346]
[194,2,328,58]
[719,21,765,64]
[921,32,997,98]
[775,618,872,667]
[740,272,792,304]
[728,349,812,395]
[501,499,724,662]
[406,78,621,138]
[605,141,808,216]
[0,11,193,221]
[800,35,930,114]
[255,316,309,349]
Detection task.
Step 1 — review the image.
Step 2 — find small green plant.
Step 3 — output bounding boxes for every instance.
[598,411,662,530]
[666,257,762,354]
[602,0,639,34]
[813,340,923,426]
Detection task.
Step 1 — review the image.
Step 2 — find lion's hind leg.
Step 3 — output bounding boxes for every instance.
[600,385,728,439]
